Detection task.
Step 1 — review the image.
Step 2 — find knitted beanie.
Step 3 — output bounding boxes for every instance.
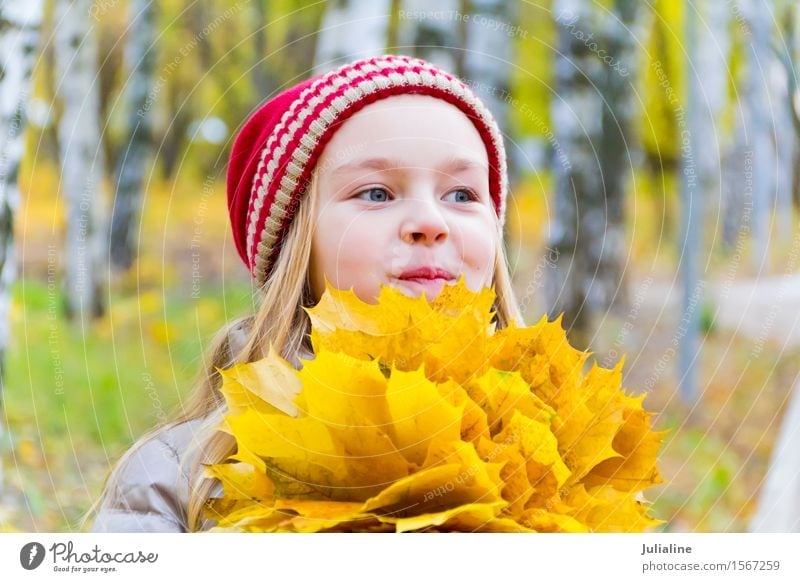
[226,54,508,285]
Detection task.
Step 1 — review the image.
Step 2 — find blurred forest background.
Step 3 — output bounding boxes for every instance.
[1,0,799,532]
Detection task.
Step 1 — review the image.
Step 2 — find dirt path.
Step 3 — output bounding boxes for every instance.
[637,275,800,348]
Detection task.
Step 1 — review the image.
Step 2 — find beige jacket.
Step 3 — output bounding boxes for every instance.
[90,419,221,533]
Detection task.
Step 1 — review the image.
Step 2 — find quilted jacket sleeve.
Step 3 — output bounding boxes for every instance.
[90,430,190,532]
[90,418,224,533]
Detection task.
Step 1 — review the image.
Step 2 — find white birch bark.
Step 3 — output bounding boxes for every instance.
[54,0,106,321]
[697,0,730,218]
[741,0,775,267]
[397,0,461,73]
[678,0,728,401]
[313,0,391,74]
[462,0,516,181]
[0,0,45,494]
[462,0,514,119]
[547,0,639,347]
[770,49,795,240]
[109,0,156,272]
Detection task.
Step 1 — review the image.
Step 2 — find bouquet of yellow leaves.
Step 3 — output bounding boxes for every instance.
[205,280,664,532]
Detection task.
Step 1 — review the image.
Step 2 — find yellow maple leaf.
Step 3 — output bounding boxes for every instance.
[218,345,301,417]
[206,279,664,533]
[565,484,663,532]
[384,369,463,466]
[205,461,273,501]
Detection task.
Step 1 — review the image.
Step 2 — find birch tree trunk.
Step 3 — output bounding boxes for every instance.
[771,39,796,240]
[0,0,44,494]
[462,0,517,183]
[687,0,729,202]
[109,0,156,273]
[0,0,44,378]
[547,0,639,348]
[678,0,728,402]
[742,0,775,267]
[596,0,638,315]
[313,0,391,74]
[397,0,461,74]
[54,0,106,321]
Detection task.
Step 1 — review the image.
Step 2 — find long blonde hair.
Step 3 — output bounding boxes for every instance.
[85,170,523,532]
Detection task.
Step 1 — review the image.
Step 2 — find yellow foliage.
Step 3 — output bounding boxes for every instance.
[641,0,685,161]
[206,280,664,532]
[148,321,173,346]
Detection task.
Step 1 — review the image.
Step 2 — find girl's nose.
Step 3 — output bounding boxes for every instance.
[400,197,450,245]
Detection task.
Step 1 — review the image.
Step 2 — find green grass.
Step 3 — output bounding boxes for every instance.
[6,278,254,444]
[1,277,254,531]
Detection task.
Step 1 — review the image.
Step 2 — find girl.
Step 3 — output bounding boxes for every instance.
[88,54,524,532]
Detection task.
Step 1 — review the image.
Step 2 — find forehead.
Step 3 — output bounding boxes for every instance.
[317,94,489,173]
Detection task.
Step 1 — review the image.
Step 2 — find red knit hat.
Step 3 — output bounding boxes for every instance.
[226,54,508,285]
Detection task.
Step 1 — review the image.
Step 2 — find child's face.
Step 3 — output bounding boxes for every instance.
[309,94,498,304]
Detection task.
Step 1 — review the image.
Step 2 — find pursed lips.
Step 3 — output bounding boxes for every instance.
[397,266,456,281]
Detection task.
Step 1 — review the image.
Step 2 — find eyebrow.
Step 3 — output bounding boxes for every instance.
[331,157,487,175]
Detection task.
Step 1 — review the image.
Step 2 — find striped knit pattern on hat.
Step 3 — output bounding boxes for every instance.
[226,54,508,285]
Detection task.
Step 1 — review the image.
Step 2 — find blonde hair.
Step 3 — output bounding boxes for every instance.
[84,170,523,532]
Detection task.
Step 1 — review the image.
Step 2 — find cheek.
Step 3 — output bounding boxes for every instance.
[311,212,387,292]
[335,229,382,275]
[457,216,498,278]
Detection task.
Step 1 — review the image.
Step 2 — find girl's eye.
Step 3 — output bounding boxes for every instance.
[356,187,391,202]
[445,188,478,203]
